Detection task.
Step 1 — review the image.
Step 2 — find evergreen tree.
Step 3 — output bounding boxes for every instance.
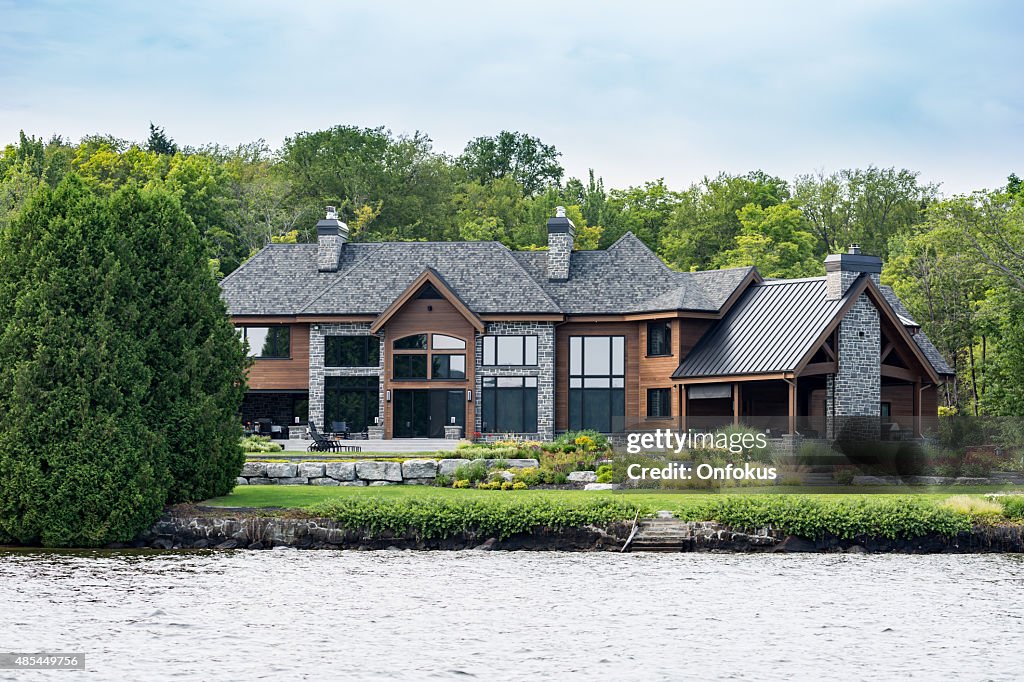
[0,177,168,546]
[146,122,178,155]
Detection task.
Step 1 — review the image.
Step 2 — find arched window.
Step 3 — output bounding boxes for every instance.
[391,333,467,381]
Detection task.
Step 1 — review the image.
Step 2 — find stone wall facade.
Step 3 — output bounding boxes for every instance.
[827,291,881,438]
[547,233,572,281]
[474,321,556,441]
[307,322,384,433]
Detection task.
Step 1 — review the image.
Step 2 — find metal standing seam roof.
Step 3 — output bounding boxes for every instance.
[674,278,845,378]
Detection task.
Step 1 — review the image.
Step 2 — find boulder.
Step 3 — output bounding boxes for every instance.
[905,476,952,486]
[235,477,249,486]
[247,477,273,485]
[215,539,239,550]
[325,462,356,481]
[502,458,539,469]
[438,459,471,476]
[277,477,308,485]
[493,471,515,483]
[298,462,326,478]
[954,477,989,485]
[583,483,621,490]
[265,463,297,478]
[402,459,438,479]
[369,481,398,486]
[310,477,340,486]
[403,478,436,486]
[356,460,403,482]
[852,475,902,486]
[336,480,367,487]
[568,471,598,483]
[241,462,267,477]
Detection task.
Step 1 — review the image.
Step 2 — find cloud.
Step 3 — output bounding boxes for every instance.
[0,0,1020,194]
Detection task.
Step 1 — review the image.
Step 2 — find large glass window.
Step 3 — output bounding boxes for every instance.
[647,321,672,357]
[238,326,290,359]
[482,336,538,366]
[432,334,466,350]
[431,354,466,379]
[394,334,427,350]
[647,388,672,418]
[481,377,538,433]
[324,376,379,433]
[569,336,625,432]
[325,335,379,367]
[393,354,428,379]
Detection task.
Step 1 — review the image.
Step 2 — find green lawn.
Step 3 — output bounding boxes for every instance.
[202,483,1020,511]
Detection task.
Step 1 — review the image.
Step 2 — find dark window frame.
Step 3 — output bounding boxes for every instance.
[325,335,379,368]
[238,326,291,359]
[646,387,672,419]
[393,354,429,380]
[646,321,672,357]
[481,376,539,433]
[568,335,626,433]
[431,353,466,380]
[324,375,379,433]
[482,335,539,367]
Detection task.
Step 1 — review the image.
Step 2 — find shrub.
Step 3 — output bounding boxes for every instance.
[240,435,283,453]
[674,495,972,540]
[998,496,1024,520]
[512,467,543,487]
[551,472,568,485]
[940,496,1005,522]
[834,469,855,485]
[453,461,488,484]
[434,474,453,488]
[501,481,514,491]
[596,464,614,484]
[554,430,610,451]
[452,479,470,489]
[306,496,651,539]
[512,482,528,490]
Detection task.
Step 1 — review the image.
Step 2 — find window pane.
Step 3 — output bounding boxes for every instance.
[432,354,465,379]
[326,336,376,367]
[394,334,427,350]
[448,390,464,426]
[496,389,524,433]
[524,377,537,388]
[324,375,379,433]
[524,387,538,432]
[482,377,496,388]
[483,337,496,365]
[569,337,582,375]
[393,355,427,379]
[433,334,466,350]
[244,327,269,358]
[585,377,610,388]
[584,337,610,375]
[525,337,538,365]
[449,355,465,378]
[570,378,582,388]
[583,389,611,433]
[496,337,524,365]
[497,377,524,388]
[612,336,624,375]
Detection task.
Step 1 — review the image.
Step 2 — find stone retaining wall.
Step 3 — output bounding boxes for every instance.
[237,458,540,486]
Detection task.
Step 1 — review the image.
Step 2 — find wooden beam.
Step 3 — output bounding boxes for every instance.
[679,385,687,433]
[880,341,895,362]
[675,372,793,385]
[913,378,922,437]
[788,379,797,435]
[799,362,838,376]
[881,365,919,381]
[732,383,740,425]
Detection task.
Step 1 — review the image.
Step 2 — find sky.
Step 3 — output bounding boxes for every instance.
[1,0,1021,195]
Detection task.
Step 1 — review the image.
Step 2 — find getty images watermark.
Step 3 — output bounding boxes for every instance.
[624,428,778,482]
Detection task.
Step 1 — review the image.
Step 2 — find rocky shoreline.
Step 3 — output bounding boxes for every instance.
[111,506,1024,554]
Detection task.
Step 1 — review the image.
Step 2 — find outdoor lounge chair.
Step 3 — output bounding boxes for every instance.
[307,421,339,453]
[329,421,350,438]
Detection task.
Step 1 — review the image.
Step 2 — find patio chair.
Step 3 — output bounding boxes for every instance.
[307,421,339,453]
[330,421,350,439]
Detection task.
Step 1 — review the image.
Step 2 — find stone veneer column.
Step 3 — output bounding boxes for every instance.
[474,322,555,441]
[830,288,881,439]
[307,323,384,432]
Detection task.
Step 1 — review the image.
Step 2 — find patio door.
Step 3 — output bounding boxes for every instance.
[393,389,464,438]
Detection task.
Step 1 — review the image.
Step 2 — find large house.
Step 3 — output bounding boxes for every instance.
[220,207,953,441]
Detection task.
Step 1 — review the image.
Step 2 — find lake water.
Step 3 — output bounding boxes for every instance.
[2,549,1023,681]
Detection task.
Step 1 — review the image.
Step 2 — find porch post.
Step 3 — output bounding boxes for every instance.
[679,384,687,433]
[732,383,740,426]
[788,379,797,435]
[913,378,922,437]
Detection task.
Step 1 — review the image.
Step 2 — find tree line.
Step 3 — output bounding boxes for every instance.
[1,125,1022,418]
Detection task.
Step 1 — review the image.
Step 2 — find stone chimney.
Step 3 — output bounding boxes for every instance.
[317,206,349,273]
[546,206,575,282]
[824,244,881,299]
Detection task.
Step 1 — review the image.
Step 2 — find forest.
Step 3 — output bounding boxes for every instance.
[1,124,1021,418]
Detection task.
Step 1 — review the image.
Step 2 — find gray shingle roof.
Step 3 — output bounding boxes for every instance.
[675,278,844,377]
[512,234,754,314]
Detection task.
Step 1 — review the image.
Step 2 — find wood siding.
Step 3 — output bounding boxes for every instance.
[381,295,475,438]
[244,323,310,390]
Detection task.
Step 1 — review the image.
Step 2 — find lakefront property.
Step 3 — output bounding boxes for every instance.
[220,207,953,442]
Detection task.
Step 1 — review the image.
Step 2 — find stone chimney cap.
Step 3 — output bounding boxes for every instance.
[848,243,861,255]
[555,206,566,218]
[326,205,338,220]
